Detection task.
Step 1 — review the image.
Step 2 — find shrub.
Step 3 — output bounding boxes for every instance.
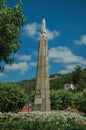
[74,89,86,114]
[74,92,83,111]
[0,119,86,130]
[0,82,28,112]
[51,90,73,110]
[82,89,86,114]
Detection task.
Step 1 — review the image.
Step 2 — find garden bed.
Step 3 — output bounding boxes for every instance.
[0,111,86,130]
[0,110,86,122]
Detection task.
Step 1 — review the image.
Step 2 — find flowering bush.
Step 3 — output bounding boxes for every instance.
[0,111,86,122]
[0,111,86,130]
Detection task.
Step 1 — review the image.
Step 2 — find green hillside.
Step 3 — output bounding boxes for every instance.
[17,66,86,92]
[1,66,86,113]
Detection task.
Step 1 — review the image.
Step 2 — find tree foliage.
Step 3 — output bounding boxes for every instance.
[0,0,26,69]
[74,89,86,114]
[51,90,73,110]
[0,82,28,112]
[72,66,82,84]
[72,66,86,91]
[18,79,35,92]
[50,66,86,92]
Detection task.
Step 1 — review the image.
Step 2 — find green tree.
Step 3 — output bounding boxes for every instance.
[72,66,86,91]
[72,66,82,84]
[74,89,86,114]
[50,73,73,90]
[28,90,35,103]
[50,77,64,90]
[63,73,72,84]
[82,89,86,114]
[0,82,28,112]
[51,90,73,110]
[0,0,26,70]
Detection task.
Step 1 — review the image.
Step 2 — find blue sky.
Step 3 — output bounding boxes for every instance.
[0,0,86,82]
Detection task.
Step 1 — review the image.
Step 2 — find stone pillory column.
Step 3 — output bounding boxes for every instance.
[34,16,51,111]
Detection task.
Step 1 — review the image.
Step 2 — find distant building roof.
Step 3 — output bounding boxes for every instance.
[64,83,74,90]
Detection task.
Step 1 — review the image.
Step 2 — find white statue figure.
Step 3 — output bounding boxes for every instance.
[40,16,47,37]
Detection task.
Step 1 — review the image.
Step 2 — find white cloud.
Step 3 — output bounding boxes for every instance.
[49,46,86,64]
[23,23,40,38]
[49,46,86,74]
[0,73,5,77]
[58,64,77,74]
[29,62,37,67]
[23,22,60,40]
[47,29,60,40]
[58,64,86,74]
[15,54,31,61]
[74,34,86,45]
[5,62,29,74]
